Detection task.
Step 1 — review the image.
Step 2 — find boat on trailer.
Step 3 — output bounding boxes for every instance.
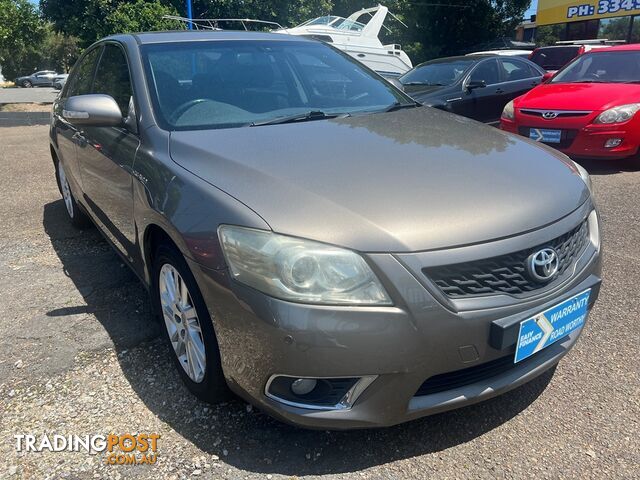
[276,5,413,77]
[166,5,413,78]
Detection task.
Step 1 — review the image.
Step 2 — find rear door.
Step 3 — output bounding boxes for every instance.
[497,58,543,106]
[76,42,140,261]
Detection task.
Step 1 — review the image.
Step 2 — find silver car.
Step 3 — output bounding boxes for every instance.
[49,31,602,429]
[15,70,58,88]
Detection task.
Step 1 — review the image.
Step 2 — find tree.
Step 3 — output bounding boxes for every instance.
[190,0,332,28]
[41,26,81,72]
[535,24,564,47]
[102,0,181,38]
[39,0,532,65]
[0,0,46,79]
[399,0,531,63]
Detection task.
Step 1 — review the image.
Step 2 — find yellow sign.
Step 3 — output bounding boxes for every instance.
[537,0,640,26]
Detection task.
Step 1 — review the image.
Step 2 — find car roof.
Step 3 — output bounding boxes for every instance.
[589,43,640,52]
[467,50,531,55]
[534,45,582,50]
[110,30,314,45]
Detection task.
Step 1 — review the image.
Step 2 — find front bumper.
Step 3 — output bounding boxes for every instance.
[501,116,640,159]
[189,204,602,429]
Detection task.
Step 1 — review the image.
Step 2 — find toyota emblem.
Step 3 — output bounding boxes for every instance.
[542,111,558,119]
[527,248,559,283]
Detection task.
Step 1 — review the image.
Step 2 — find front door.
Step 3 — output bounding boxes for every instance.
[454,59,501,123]
[54,48,102,195]
[76,43,140,262]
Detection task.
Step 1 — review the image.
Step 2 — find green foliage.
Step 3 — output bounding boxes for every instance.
[31,0,532,70]
[599,17,632,41]
[41,26,81,72]
[535,24,565,47]
[0,0,46,79]
[103,0,181,37]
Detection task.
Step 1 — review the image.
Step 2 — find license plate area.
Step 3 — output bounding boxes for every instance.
[529,128,562,144]
[514,289,591,363]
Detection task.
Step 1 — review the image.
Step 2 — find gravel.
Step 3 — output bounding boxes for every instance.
[0,126,638,479]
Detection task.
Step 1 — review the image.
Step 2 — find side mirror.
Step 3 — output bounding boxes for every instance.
[466,79,486,91]
[542,72,554,83]
[63,94,123,127]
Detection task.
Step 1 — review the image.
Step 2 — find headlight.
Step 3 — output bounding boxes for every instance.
[218,226,392,306]
[594,103,640,124]
[573,160,592,193]
[502,100,515,120]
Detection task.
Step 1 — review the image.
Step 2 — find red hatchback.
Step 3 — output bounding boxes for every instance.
[501,44,640,160]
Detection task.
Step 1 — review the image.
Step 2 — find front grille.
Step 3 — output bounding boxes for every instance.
[518,127,578,149]
[520,109,591,119]
[423,220,589,298]
[415,355,526,396]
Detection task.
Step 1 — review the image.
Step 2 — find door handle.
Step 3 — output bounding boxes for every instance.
[72,131,87,146]
[495,89,504,94]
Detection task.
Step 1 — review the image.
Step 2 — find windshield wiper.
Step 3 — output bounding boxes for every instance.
[569,80,607,83]
[250,110,348,127]
[402,81,446,86]
[383,101,421,113]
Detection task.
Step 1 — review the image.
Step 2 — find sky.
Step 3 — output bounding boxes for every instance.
[525,0,539,19]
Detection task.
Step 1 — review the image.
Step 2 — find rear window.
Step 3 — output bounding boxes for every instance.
[530,47,580,71]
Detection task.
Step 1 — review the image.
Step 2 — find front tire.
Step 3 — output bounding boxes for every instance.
[55,161,90,228]
[21,80,32,88]
[152,243,230,403]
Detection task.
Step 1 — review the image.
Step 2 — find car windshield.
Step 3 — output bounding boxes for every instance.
[551,50,640,84]
[399,59,476,86]
[142,40,411,130]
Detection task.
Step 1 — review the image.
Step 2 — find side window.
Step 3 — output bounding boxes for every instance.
[499,59,536,82]
[469,59,499,85]
[93,44,133,116]
[525,63,542,78]
[66,47,101,98]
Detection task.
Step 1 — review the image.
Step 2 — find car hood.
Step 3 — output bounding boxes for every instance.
[517,82,640,111]
[401,84,449,101]
[169,107,589,253]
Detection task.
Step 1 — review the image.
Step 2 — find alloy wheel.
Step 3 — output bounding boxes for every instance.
[159,264,207,383]
[57,163,74,218]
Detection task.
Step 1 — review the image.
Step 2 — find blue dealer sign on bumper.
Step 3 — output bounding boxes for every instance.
[515,289,591,363]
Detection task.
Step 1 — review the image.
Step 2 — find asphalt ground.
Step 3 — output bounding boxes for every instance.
[0,125,638,479]
[0,87,58,104]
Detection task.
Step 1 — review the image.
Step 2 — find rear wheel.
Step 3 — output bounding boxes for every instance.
[21,80,32,88]
[152,243,230,403]
[56,161,90,228]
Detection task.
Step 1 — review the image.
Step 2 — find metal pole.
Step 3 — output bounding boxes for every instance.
[186,0,193,30]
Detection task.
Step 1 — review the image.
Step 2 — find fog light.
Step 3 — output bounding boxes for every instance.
[291,378,317,396]
[604,138,623,148]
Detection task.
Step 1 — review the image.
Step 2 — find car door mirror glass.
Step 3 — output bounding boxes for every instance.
[63,94,123,127]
